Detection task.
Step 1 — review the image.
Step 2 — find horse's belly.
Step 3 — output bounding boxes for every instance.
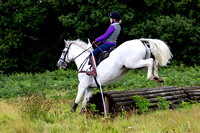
[101,68,129,85]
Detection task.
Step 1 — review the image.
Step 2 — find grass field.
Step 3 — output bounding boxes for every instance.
[0,64,200,132]
[0,99,200,133]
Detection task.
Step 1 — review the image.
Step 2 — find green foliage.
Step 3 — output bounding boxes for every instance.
[157,96,171,110]
[181,101,190,108]
[0,69,78,99]
[0,65,200,99]
[121,108,127,116]
[89,103,99,113]
[58,0,134,41]
[179,100,200,109]
[0,0,49,73]
[132,95,151,114]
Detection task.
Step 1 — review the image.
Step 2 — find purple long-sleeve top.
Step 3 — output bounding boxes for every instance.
[95,22,121,45]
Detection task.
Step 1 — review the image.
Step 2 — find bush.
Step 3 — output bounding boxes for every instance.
[132,95,151,114]
[157,96,171,110]
[0,69,78,99]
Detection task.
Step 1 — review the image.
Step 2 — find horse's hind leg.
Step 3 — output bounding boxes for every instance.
[138,58,154,80]
[143,58,154,80]
[154,60,159,77]
[154,60,165,82]
[126,58,154,79]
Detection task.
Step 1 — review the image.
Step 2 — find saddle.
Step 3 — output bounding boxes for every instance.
[90,46,116,66]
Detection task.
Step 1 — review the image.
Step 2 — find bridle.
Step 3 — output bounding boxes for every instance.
[59,44,72,67]
[59,43,92,72]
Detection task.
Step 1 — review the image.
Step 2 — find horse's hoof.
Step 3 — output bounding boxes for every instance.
[150,76,165,83]
[153,76,159,80]
[79,107,86,115]
[71,103,78,113]
[71,109,75,113]
[158,77,165,83]
[149,75,158,81]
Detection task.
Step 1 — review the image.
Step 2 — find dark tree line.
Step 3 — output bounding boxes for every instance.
[0,0,199,73]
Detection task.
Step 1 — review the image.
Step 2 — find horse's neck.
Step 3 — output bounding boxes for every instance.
[72,46,90,69]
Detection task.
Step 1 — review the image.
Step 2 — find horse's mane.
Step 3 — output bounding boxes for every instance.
[65,39,91,52]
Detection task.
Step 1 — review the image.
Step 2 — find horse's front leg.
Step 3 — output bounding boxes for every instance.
[71,84,86,112]
[79,88,94,114]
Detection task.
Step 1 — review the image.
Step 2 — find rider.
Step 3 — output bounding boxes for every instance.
[86,11,121,77]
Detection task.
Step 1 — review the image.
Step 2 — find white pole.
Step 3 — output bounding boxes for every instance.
[88,39,107,118]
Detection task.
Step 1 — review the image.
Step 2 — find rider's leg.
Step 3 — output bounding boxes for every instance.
[86,56,97,77]
[98,43,115,51]
[86,43,115,77]
[86,46,101,77]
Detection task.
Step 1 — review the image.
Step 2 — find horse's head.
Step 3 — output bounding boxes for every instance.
[57,40,74,69]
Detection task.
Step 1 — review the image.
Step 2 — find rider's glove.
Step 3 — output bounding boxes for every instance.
[92,41,96,45]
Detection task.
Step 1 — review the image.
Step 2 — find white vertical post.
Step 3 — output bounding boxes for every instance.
[88,39,107,118]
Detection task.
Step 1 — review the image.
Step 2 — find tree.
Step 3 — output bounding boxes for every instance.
[0,0,67,73]
[0,0,200,73]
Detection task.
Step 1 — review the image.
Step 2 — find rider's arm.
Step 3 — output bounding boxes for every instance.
[95,25,115,42]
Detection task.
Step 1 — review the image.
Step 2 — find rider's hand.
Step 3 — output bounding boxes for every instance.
[92,41,96,45]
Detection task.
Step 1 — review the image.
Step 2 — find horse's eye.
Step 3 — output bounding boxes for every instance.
[62,51,66,53]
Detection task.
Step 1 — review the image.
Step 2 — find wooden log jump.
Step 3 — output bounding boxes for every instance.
[87,86,200,115]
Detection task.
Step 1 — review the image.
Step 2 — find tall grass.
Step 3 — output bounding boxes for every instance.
[0,100,200,133]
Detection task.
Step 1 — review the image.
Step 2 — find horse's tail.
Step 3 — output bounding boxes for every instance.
[140,38,173,66]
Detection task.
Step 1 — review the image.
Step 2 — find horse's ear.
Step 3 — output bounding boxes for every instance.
[64,39,68,44]
[64,39,69,47]
[87,39,92,49]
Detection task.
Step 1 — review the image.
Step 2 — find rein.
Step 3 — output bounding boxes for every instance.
[77,56,89,73]
[74,46,91,73]
[73,47,91,61]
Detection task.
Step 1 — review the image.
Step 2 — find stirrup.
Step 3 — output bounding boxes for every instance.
[86,69,97,77]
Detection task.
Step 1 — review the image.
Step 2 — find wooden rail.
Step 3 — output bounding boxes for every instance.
[87,86,200,115]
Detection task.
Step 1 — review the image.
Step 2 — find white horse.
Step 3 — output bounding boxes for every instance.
[57,39,172,113]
